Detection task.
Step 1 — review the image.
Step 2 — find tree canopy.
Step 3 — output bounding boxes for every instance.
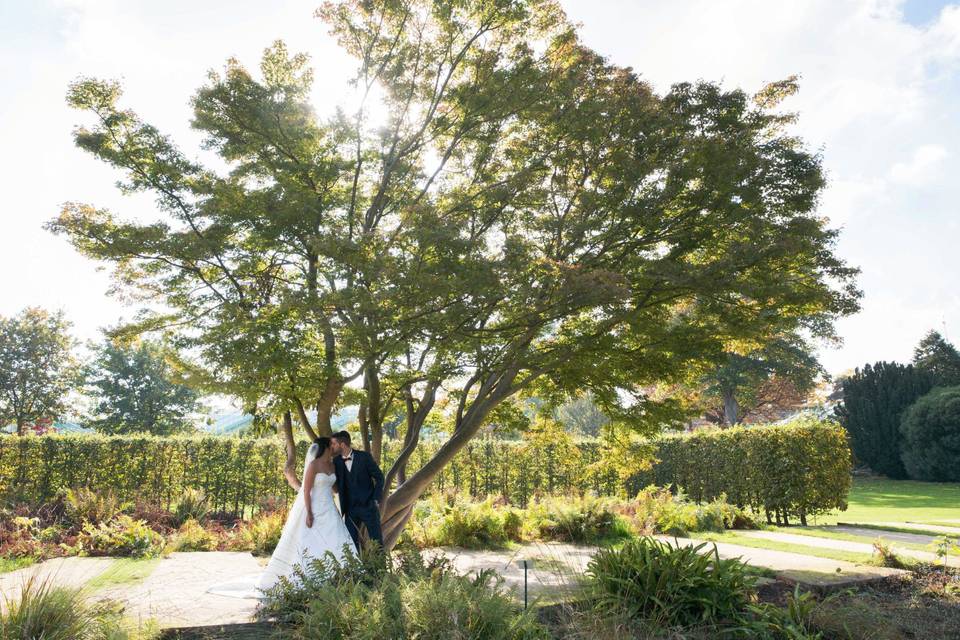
[50,0,859,546]
[0,308,82,435]
[86,338,199,435]
[696,331,825,426]
[912,330,960,386]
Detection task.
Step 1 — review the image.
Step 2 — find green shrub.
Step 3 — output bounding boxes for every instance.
[76,515,165,558]
[63,487,128,528]
[586,537,755,628]
[165,518,217,552]
[260,545,548,640]
[629,486,756,537]
[171,488,210,527]
[0,573,158,639]
[899,386,960,482]
[227,511,284,555]
[408,496,523,549]
[526,496,631,544]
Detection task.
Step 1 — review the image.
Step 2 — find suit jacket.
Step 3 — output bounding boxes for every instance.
[334,449,384,514]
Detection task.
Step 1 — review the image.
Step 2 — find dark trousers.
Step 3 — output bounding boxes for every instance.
[344,503,383,551]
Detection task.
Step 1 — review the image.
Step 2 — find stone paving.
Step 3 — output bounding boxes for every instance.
[433,542,595,601]
[0,556,115,611]
[97,552,262,628]
[866,521,960,535]
[740,529,939,563]
[832,524,942,545]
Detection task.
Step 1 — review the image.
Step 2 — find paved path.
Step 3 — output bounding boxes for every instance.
[662,536,907,587]
[436,537,907,593]
[4,538,911,627]
[434,543,595,601]
[832,525,940,545]
[740,530,939,563]
[97,552,262,628]
[871,521,960,535]
[0,557,115,610]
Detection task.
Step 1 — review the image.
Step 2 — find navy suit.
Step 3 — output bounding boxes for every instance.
[334,449,385,550]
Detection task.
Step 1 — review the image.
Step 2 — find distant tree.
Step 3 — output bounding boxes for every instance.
[695,333,824,426]
[0,308,83,435]
[87,339,199,435]
[900,386,960,482]
[913,330,960,386]
[554,392,609,436]
[835,361,934,478]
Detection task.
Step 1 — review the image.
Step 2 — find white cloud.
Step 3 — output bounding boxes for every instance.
[889,143,950,184]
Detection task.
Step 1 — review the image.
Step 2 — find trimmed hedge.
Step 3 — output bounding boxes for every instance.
[632,418,852,525]
[0,418,850,523]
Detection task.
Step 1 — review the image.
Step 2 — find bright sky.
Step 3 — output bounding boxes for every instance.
[1,0,958,377]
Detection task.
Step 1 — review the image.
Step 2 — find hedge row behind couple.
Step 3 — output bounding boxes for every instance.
[209,430,385,599]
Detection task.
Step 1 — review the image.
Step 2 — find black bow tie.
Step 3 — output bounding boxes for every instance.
[343,456,352,461]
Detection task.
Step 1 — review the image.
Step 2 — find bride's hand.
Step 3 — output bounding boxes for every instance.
[305,513,314,528]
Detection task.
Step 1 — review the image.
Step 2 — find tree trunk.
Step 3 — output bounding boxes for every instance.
[722,389,740,427]
[280,411,301,491]
[16,417,25,436]
[314,379,342,437]
[379,376,511,549]
[358,401,372,453]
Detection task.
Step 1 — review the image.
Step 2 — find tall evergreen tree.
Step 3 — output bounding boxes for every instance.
[912,330,960,386]
[835,361,934,478]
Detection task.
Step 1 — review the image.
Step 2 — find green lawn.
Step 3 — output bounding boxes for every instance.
[85,558,160,591]
[813,477,960,526]
[698,531,883,566]
[0,556,36,574]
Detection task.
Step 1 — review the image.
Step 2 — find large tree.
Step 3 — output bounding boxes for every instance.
[50,0,859,547]
[87,338,199,435]
[0,308,83,435]
[698,332,825,426]
[912,330,960,386]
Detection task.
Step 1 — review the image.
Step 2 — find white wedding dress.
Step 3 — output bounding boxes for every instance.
[208,444,357,599]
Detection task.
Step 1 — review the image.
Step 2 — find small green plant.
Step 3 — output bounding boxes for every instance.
[63,487,129,528]
[171,488,209,527]
[734,585,825,639]
[0,573,157,639]
[871,537,907,569]
[586,536,755,628]
[227,511,283,556]
[76,515,165,558]
[165,518,217,552]
[931,535,959,567]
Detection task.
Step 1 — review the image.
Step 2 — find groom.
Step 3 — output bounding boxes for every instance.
[331,430,385,552]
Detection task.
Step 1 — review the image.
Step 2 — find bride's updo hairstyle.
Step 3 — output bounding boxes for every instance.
[313,436,331,457]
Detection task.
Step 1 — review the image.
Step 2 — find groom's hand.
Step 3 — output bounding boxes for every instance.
[306,513,314,528]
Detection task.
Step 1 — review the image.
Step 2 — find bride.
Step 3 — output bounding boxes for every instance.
[208,436,357,599]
